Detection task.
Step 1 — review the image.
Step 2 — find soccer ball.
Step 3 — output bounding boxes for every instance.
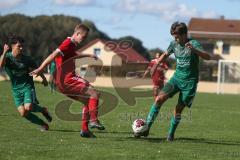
[132,119,148,136]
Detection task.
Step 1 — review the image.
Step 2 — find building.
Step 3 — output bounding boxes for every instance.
[188,17,240,60]
[75,38,149,77]
[188,17,240,82]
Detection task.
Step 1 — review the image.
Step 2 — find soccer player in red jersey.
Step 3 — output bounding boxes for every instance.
[142,53,168,99]
[30,24,105,138]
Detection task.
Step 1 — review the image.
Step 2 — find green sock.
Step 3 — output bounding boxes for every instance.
[168,114,181,135]
[32,104,44,113]
[25,112,46,126]
[146,103,160,128]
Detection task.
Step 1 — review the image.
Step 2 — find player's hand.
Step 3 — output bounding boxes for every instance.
[42,78,48,87]
[185,42,194,50]
[3,44,10,54]
[29,68,42,77]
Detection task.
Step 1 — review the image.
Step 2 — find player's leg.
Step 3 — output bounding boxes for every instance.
[83,86,105,130]
[71,95,96,138]
[167,80,197,141]
[30,89,52,122]
[18,105,28,117]
[146,78,178,130]
[137,78,179,138]
[16,103,48,131]
[153,86,159,99]
[134,91,169,138]
[80,104,96,138]
[62,76,103,137]
[23,90,49,131]
[146,92,169,129]
[167,103,185,142]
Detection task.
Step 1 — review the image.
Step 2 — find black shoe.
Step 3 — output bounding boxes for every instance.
[42,107,52,122]
[89,120,105,130]
[40,124,49,132]
[80,130,96,138]
[167,133,174,142]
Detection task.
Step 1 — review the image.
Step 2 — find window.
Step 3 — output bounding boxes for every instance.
[94,48,101,57]
[222,44,230,54]
[202,43,214,54]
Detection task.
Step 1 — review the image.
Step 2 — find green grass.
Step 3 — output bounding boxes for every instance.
[0,81,240,160]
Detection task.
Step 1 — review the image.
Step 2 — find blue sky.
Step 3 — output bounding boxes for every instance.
[0,0,240,50]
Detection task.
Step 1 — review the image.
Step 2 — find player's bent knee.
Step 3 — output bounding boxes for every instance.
[19,111,25,117]
[24,104,32,112]
[19,109,27,117]
[155,94,168,103]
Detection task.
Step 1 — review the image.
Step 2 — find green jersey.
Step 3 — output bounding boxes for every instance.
[167,39,203,81]
[4,52,36,91]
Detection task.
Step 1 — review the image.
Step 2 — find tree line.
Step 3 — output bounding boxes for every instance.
[0,14,154,65]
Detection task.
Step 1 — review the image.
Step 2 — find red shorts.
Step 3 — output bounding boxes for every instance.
[56,76,91,100]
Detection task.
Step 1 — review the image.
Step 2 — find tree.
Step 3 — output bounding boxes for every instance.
[0,14,150,62]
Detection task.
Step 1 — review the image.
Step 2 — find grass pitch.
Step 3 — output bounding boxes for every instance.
[0,81,240,160]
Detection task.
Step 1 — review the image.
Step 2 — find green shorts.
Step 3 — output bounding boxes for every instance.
[161,77,198,107]
[12,88,39,107]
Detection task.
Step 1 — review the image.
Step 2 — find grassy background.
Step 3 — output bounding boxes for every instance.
[0,81,240,160]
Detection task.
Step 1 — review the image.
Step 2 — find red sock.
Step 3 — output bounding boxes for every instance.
[81,106,89,132]
[88,98,98,122]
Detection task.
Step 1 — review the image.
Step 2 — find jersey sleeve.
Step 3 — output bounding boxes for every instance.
[191,40,204,51]
[166,41,175,56]
[56,39,71,56]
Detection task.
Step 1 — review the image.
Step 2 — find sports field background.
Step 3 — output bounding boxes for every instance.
[0,81,240,160]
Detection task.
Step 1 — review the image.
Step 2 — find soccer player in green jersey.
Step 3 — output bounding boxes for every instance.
[0,36,52,131]
[137,22,211,141]
[48,60,56,93]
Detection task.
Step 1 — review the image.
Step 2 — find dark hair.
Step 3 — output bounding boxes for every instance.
[170,21,188,35]
[9,35,25,45]
[74,24,90,33]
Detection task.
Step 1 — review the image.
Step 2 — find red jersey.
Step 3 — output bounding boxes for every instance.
[148,59,168,86]
[54,37,77,87]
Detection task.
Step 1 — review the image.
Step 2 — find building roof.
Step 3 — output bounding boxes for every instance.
[78,38,149,63]
[188,17,240,40]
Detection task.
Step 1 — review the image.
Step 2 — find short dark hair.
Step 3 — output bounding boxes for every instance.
[170,22,188,35]
[74,24,90,33]
[9,35,25,45]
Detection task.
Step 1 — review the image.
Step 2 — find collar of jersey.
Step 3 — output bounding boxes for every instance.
[68,37,78,46]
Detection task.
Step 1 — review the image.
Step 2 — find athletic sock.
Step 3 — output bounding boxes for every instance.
[88,98,98,123]
[31,103,44,113]
[81,106,89,132]
[168,114,181,136]
[25,112,46,126]
[146,103,160,128]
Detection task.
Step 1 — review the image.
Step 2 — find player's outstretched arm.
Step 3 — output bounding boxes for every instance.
[0,44,10,68]
[185,42,211,60]
[30,50,59,77]
[151,52,168,76]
